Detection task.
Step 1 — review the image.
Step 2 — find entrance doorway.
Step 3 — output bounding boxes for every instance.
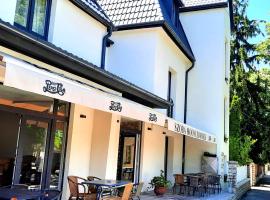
[117,118,142,183]
[14,117,50,187]
[0,85,69,189]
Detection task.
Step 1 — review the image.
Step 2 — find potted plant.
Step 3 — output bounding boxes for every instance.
[149,170,171,196]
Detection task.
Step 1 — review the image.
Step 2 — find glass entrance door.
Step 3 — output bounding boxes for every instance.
[117,135,136,181]
[14,117,50,189]
[117,132,141,182]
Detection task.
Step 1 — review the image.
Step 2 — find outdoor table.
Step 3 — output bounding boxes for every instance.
[82,180,130,200]
[0,188,43,200]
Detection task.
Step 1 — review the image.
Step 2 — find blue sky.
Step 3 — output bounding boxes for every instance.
[247,0,270,44]
[246,0,270,68]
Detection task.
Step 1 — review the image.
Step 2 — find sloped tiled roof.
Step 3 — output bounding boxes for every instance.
[182,0,227,7]
[96,0,164,26]
[70,0,113,27]
[97,0,195,62]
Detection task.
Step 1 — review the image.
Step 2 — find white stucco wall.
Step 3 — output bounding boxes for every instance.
[185,137,217,173]
[0,0,106,67]
[180,7,231,176]
[155,29,191,121]
[90,110,121,180]
[49,0,107,66]
[0,0,17,24]
[63,106,121,199]
[63,104,95,199]
[140,123,183,190]
[106,29,157,92]
[107,28,190,121]
[237,165,248,183]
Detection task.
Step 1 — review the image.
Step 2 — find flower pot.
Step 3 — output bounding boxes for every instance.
[154,186,167,196]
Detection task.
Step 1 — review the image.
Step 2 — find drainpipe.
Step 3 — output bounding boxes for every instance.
[182,62,195,174]
[101,27,114,69]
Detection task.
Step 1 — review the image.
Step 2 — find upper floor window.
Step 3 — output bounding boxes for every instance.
[14,0,51,39]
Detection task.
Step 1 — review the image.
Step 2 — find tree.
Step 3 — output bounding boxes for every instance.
[229,0,270,165]
[257,23,270,63]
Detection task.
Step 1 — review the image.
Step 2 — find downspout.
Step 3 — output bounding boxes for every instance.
[182,62,195,174]
[101,27,113,69]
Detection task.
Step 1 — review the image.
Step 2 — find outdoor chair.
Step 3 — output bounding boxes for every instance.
[130,182,143,200]
[187,176,204,196]
[173,174,187,194]
[201,175,209,195]
[101,183,133,200]
[207,175,221,194]
[213,175,222,193]
[87,176,112,197]
[87,176,101,194]
[67,176,96,200]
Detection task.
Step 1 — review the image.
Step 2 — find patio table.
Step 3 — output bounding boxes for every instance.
[82,180,130,200]
[0,188,43,200]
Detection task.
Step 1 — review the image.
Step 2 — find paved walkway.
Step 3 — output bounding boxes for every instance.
[241,175,270,200]
[141,191,234,200]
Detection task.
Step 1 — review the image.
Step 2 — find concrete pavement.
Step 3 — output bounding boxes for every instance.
[241,175,270,200]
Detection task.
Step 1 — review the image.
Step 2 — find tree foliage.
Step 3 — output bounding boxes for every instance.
[229,0,270,165]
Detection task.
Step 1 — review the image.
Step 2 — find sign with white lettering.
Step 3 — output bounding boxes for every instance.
[168,118,216,144]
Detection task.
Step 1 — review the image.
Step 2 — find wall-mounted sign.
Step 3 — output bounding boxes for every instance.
[168,118,216,144]
[109,101,122,112]
[149,113,157,122]
[43,80,65,96]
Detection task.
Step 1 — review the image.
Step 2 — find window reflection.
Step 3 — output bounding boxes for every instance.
[18,119,48,188]
[32,0,47,35]
[15,0,30,27]
[50,121,66,189]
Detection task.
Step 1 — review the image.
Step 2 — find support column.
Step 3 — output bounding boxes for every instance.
[89,110,120,180]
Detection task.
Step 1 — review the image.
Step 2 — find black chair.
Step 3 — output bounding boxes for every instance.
[187,176,204,196]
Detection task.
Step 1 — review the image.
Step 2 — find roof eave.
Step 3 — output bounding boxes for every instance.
[69,0,114,28]
[179,2,228,12]
[0,21,170,109]
[115,21,165,31]
[163,22,195,62]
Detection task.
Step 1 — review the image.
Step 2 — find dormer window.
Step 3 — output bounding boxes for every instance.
[14,0,51,39]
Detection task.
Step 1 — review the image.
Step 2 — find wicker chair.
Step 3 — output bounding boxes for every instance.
[102,183,133,200]
[67,176,96,200]
[87,176,101,194]
[130,182,143,200]
[173,174,187,194]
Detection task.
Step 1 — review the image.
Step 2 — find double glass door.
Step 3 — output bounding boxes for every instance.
[14,118,50,188]
[0,109,67,189]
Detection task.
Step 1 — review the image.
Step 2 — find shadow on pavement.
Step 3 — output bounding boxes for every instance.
[241,175,270,200]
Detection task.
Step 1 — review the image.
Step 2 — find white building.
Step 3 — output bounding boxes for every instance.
[0,0,231,198]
